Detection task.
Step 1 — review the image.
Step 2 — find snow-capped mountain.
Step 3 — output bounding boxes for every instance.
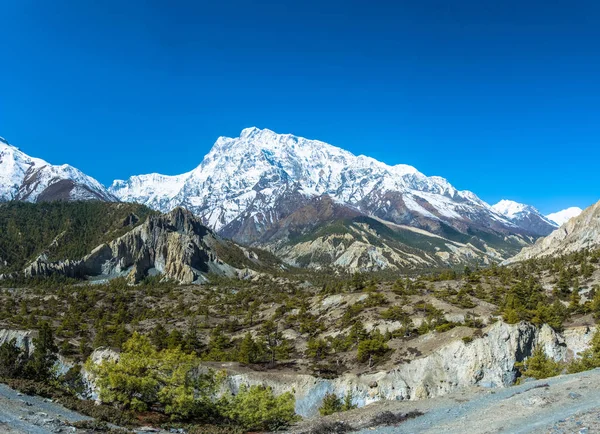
[110,127,545,268]
[506,200,600,263]
[546,207,583,226]
[491,199,557,236]
[0,136,115,202]
[110,127,511,232]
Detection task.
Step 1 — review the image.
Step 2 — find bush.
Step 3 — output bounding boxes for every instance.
[87,333,217,420]
[222,385,298,431]
[318,391,356,416]
[369,410,424,427]
[356,331,389,365]
[0,338,24,378]
[310,421,354,434]
[516,347,562,380]
[318,392,343,416]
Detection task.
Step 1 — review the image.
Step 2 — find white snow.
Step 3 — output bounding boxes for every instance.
[108,127,519,232]
[492,200,530,219]
[0,137,113,202]
[546,207,583,226]
[492,199,557,228]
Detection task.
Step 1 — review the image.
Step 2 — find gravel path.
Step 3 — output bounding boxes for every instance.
[361,369,600,434]
[292,369,600,433]
[0,383,91,434]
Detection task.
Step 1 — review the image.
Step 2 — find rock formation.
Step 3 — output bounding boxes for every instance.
[23,207,259,283]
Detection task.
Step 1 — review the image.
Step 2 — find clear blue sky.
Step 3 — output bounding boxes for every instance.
[1,1,598,214]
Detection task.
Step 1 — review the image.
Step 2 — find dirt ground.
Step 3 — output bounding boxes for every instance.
[291,369,600,434]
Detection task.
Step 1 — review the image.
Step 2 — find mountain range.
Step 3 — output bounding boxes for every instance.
[0,128,585,272]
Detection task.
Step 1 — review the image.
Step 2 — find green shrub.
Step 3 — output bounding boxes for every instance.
[222,385,298,431]
[318,392,343,416]
[356,331,389,365]
[318,390,357,416]
[87,332,216,420]
[516,347,562,380]
[0,338,24,378]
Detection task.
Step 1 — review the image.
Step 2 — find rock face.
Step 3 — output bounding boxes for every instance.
[0,329,36,355]
[23,208,262,283]
[506,199,600,263]
[244,196,515,272]
[223,322,592,417]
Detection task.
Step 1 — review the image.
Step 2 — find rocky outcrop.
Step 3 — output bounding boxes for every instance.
[0,329,36,355]
[22,208,261,283]
[222,321,592,417]
[506,199,600,263]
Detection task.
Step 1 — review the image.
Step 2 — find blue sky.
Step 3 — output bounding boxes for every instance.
[1,0,598,214]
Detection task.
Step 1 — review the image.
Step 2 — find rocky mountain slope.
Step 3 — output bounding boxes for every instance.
[491,199,557,236]
[506,199,600,263]
[0,201,154,273]
[0,137,115,202]
[18,207,275,283]
[258,196,521,271]
[546,206,583,226]
[109,128,549,269]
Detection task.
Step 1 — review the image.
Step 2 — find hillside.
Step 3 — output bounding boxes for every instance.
[0,201,154,273]
[0,203,282,283]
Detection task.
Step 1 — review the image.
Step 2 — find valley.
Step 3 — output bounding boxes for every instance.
[0,131,598,433]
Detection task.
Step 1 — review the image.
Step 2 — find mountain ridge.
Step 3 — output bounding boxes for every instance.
[107,127,556,269]
[0,129,583,272]
[491,199,557,236]
[0,138,115,203]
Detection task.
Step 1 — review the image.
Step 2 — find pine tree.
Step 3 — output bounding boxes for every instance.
[0,338,24,378]
[238,332,260,364]
[150,324,169,350]
[569,289,581,313]
[25,322,58,381]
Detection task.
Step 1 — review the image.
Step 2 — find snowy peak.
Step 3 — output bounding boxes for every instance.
[492,199,557,236]
[546,207,583,226]
[0,138,47,201]
[0,136,115,203]
[109,127,553,260]
[492,200,536,219]
[110,127,505,233]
